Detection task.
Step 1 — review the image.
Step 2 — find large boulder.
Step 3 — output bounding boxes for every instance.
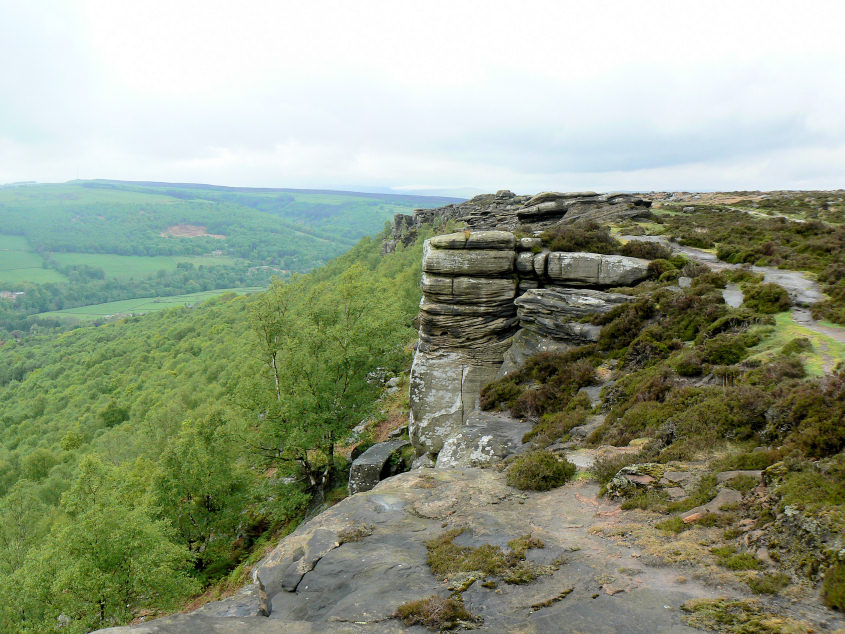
[348,440,412,496]
[545,253,649,287]
[422,243,515,276]
[434,411,528,468]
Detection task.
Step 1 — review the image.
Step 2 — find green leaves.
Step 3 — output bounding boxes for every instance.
[9,456,198,632]
[250,262,409,491]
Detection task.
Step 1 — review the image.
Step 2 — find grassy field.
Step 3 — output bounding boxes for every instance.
[51,252,242,279]
[40,286,266,321]
[0,234,68,284]
[749,311,845,376]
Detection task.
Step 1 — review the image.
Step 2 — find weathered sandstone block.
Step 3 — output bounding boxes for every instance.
[422,242,515,276]
[545,252,649,286]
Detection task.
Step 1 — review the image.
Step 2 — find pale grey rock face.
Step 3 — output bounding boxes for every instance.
[348,439,411,496]
[516,251,536,274]
[102,471,720,633]
[545,252,649,287]
[465,230,517,249]
[418,310,518,350]
[517,237,542,250]
[428,229,516,250]
[422,242,515,276]
[545,252,600,284]
[514,287,631,343]
[598,254,650,286]
[434,411,528,468]
[533,252,548,276]
[408,349,504,455]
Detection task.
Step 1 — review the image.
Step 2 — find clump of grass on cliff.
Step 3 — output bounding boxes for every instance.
[394,595,478,630]
[506,451,576,491]
[425,528,545,584]
[540,221,671,260]
[681,597,812,633]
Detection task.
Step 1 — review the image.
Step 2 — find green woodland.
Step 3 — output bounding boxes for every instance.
[0,181,455,339]
[0,230,430,632]
[0,192,843,631]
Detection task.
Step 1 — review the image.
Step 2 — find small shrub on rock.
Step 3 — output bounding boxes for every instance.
[747,572,789,595]
[781,337,812,356]
[591,453,640,486]
[506,451,576,491]
[620,240,671,260]
[541,221,620,254]
[394,595,477,630]
[743,283,791,314]
[672,349,703,376]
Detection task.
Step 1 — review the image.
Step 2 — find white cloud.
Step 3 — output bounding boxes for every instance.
[1,0,844,192]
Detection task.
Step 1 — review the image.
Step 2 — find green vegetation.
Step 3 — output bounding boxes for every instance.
[50,252,241,279]
[681,597,811,633]
[40,287,264,321]
[481,346,597,418]
[394,595,478,630]
[654,203,845,325]
[0,226,430,632]
[540,221,670,260]
[747,573,790,595]
[505,451,576,491]
[0,180,456,339]
[823,563,845,611]
[711,546,764,571]
[742,283,791,314]
[424,528,544,584]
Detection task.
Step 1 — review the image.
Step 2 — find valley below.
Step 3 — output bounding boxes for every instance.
[1,187,843,633]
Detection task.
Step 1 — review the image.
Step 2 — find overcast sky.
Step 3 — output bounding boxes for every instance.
[1,1,844,195]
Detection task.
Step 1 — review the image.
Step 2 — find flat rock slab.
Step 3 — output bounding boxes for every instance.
[429,230,516,250]
[103,469,772,633]
[348,440,411,496]
[422,242,515,276]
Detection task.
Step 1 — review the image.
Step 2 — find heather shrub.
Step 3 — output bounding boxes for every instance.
[742,283,791,314]
[506,451,576,491]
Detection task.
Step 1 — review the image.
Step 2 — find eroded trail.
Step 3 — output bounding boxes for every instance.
[620,235,845,346]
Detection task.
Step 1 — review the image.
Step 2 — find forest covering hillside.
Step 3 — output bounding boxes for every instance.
[0,228,432,633]
[0,190,842,632]
[0,180,457,339]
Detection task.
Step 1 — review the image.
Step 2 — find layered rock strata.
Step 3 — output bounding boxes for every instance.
[409,229,650,458]
[409,231,518,455]
[391,190,652,243]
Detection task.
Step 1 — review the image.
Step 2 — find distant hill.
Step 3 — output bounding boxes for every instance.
[0,180,461,336]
